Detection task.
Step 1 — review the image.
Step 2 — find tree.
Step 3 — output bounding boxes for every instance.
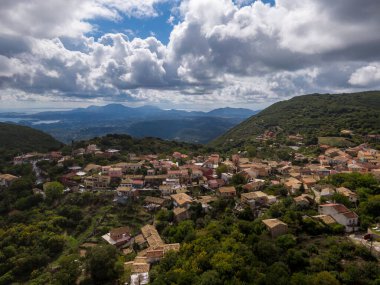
[54,255,81,285]
[43,181,64,204]
[86,245,122,284]
[231,173,246,186]
[264,262,290,285]
[246,146,257,158]
[216,164,228,178]
[197,270,222,285]
[310,271,339,285]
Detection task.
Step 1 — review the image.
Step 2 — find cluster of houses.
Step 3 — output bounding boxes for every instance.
[102,224,180,285]
[3,140,380,283]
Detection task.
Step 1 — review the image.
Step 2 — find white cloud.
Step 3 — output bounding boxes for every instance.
[0,0,167,38]
[0,0,380,109]
[349,63,380,87]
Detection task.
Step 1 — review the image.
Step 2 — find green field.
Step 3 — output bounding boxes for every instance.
[318,137,354,147]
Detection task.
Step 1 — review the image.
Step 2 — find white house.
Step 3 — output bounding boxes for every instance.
[318,203,359,232]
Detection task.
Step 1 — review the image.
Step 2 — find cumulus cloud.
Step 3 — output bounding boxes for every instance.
[349,63,380,87]
[0,0,167,38]
[0,0,379,108]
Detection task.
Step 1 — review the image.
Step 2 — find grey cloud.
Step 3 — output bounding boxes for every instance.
[0,0,380,106]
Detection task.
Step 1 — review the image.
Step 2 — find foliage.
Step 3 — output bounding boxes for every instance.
[44,181,64,204]
[73,134,206,155]
[0,122,62,153]
[85,245,123,284]
[212,91,380,150]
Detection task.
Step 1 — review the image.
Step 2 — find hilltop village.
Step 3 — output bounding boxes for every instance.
[1,134,380,284]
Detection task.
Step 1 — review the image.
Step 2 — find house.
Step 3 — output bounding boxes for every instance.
[217,186,236,198]
[108,167,123,178]
[301,176,317,188]
[84,175,110,189]
[86,144,99,153]
[145,175,168,186]
[141,224,164,249]
[132,179,145,189]
[312,214,337,225]
[284,177,302,193]
[120,178,133,188]
[125,259,150,285]
[159,185,176,196]
[221,172,234,183]
[242,179,265,191]
[173,207,190,222]
[191,169,203,179]
[0,174,18,187]
[117,186,137,197]
[318,203,359,232]
[336,187,358,203]
[171,193,193,208]
[102,226,131,246]
[144,196,166,208]
[294,195,310,207]
[278,165,292,175]
[83,163,101,173]
[196,195,217,211]
[262,219,288,238]
[208,179,221,189]
[139,224,180,264]
[101,166,111,175]
[241,191,269,205]
[320,187,335,198]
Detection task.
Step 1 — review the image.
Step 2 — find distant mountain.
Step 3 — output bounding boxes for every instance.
[211,91,380,149]
[0,105,258,144]
[73,133,204,155]
[0,123,62,153]
[127,117,242,144]
[207,107,258,118]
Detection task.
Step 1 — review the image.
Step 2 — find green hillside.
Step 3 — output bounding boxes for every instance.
[211,91,380,149]
[71,133,205,155]
[0,122,62,153]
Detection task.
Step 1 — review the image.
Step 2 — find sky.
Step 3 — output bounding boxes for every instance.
[0,0,379,111]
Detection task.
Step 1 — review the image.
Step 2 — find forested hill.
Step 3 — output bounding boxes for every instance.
[211,91,380,149]
[71,134,206,155]
[0,122,62,153]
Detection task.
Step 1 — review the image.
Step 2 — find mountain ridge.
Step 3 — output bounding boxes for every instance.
[0,105,259,144]
[211,91,380,149]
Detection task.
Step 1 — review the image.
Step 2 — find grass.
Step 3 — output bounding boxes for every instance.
[318,137,354,147]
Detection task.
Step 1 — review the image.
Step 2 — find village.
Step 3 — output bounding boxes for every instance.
[1,138,380,284]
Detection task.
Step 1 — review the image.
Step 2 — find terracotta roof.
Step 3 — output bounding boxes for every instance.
[173,207,188,216]
[145,196,165,205]
[262,218,287,229]
[343,211,358,219]
[163,243,180,253]
[132,262,150,273]
[117,186,133,192]
[134,234,146,245]
[313,214,336,225]
[319,203,358,218]
[197,195,217,204]
[110,226,131,236]
[171,193,193,206]
[218,186,236,193]
[0,174,18,181]
[141,225,164,249]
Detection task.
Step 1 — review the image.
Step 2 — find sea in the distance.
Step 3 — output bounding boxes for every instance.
[0,118,60,124]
